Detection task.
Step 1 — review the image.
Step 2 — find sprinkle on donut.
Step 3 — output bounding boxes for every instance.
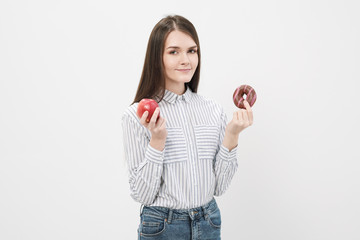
[233,85,257,109]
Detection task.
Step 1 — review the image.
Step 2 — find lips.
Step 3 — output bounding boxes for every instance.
[176,69,191,72]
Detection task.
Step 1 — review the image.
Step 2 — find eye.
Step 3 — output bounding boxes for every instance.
[189,49,197,54]
[170,51,178,54]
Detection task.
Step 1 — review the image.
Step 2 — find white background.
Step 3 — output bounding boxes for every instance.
[1,0,359,239]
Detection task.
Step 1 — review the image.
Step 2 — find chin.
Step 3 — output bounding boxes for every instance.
[172,79,191,84]
[179,76,193,83]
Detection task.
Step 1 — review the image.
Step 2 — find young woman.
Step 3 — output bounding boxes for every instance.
[122,15,253,240]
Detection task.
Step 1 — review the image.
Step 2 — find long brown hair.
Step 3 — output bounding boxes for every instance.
[132,15,201,104]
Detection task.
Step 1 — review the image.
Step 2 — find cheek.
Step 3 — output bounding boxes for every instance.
[163,56,176,70]
[190,55,199,67]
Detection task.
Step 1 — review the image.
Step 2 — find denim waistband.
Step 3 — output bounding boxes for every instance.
[141,198,218,223]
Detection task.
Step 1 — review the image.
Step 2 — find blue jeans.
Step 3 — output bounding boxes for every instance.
[138,198,221,240]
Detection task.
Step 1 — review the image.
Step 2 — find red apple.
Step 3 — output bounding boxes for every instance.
[137,99,160,123]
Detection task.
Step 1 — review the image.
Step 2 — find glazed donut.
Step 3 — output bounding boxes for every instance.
[233,85,257,109]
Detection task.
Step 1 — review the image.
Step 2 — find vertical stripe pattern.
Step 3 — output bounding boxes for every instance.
[121,87,238,209]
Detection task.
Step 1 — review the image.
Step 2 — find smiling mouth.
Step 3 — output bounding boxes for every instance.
[176,69,191,72]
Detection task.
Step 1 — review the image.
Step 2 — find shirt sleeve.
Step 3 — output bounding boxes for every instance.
[121,112,164,205]
[213,108,239,196]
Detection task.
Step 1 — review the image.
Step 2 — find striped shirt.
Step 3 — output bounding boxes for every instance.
[121,87,238,209]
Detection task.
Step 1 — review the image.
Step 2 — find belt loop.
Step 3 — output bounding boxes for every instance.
[202,205,207,216]
[202,203,209,220]
[139,204,144,216]
[167,209,173,224]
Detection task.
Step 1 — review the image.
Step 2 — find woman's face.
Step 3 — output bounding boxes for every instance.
[163,30,198,94]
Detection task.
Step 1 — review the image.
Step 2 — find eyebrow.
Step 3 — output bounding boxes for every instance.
[166,45,198,49]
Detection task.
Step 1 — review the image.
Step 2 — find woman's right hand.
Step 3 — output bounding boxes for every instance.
[139,107,167,151]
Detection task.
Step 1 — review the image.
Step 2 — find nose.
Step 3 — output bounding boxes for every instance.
[180,52,190,65]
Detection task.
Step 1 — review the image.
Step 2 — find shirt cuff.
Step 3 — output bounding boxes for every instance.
[145,144,164,164]
[218,144,238,161]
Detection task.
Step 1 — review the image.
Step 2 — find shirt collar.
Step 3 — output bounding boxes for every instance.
[163,86,193,104]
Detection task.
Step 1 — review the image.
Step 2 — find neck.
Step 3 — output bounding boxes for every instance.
[166,83,186,95]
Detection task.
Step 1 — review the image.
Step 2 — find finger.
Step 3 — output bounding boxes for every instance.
[242,109,249,124]
[140,111,149,125]
[149,107,160,124]
[248,110,253,125]
[233,111,239,121]
[244,100,253,124]
[243,100,252,111]
[237,111,242,121]
[155,116,163,126]
[159,117,166,128]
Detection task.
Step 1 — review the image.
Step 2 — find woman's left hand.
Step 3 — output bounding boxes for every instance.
[225,100,254,136]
